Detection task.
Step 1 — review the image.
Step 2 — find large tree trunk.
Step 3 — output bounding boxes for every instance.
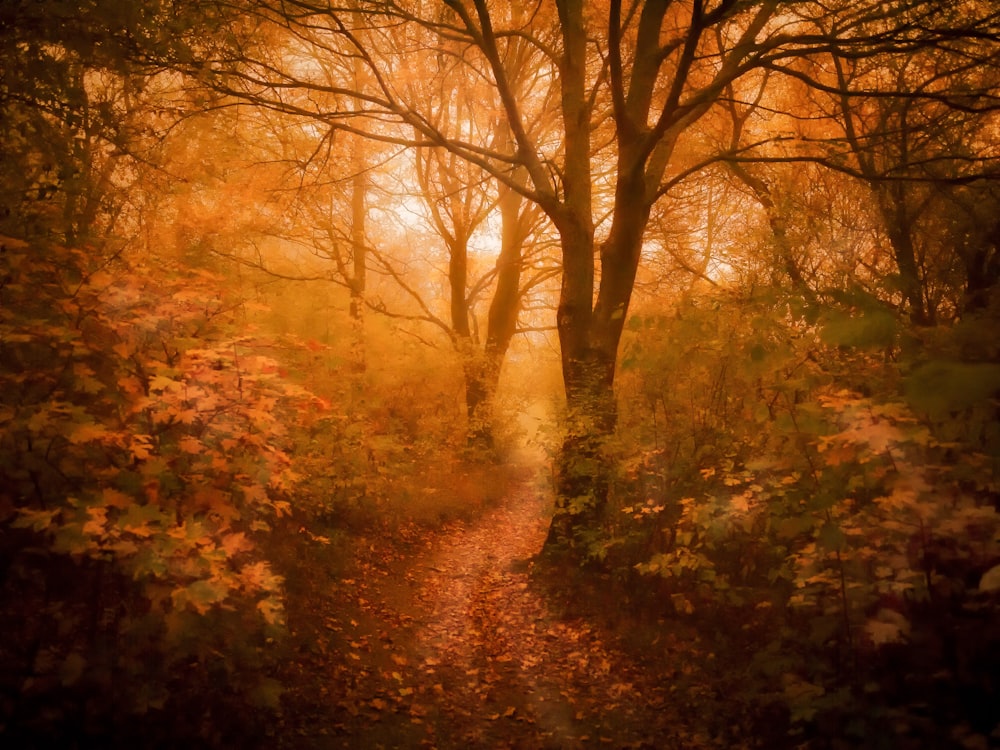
[545,178,649,553]
[534,0,764,556]
[462,349,491,447]
[542,0,669,556]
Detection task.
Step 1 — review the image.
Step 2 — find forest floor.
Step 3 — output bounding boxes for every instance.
[267,449,752,750]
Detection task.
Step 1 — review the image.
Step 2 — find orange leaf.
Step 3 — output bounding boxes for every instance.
[68,422,111,445]
[177,436,203,454]
[221,532,252,557]
[102,488,133,509]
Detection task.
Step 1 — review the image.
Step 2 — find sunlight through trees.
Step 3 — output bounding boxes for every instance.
[2,0,999,746]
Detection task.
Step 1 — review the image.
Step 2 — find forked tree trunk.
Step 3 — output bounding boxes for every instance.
[544,177,649,553]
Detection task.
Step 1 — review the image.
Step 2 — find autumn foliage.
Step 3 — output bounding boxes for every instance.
[609,288,1000,745]
[2,0,1000,746]
[0,236,316,742]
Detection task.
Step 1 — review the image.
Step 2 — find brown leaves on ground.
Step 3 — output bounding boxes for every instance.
[272,462,727,749]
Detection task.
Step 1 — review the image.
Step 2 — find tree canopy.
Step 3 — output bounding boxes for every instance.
[2,0,1000,746]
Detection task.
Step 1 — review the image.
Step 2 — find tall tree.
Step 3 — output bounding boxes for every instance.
[753,1,1000,323]
[140,0,1000,553]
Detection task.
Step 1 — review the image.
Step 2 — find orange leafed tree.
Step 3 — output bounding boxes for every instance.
[151,0,1000,553]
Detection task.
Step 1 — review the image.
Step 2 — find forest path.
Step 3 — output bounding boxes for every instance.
[274,450,717,749]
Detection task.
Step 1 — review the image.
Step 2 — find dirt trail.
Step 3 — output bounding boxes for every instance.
[275,452,709,749]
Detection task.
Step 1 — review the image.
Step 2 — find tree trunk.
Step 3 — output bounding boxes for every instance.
[876,183,932,325]
[542,0,669,556]
[349,146,368,371]
[463,352,492,448]
[467,175,529,449]
[963,219,1000,312]
[545,177,649,554]
[725,162,816,300]
[348,34,368,370]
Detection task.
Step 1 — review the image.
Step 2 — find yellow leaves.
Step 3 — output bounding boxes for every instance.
[268,466,301,493]
[299,527,330,545]
[120,505,160,539]
[621,499,666,519]
[814,438,854,467]
[148,374,182,393]
[979,564,1000,593]
[26,401,75,433]
[167,524,192,541]
[71,362,104,394]
[112,340,135,360]
[122,523,154,539]
[817,390,931,463]
[729,491,751,515]
[85,269,115,288]
[174,408,199,425]
[193,486,231,516]
[0,238,335,687]
[240,483,270,506]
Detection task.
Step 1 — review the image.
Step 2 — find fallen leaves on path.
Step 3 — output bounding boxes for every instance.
[273,462,726,749]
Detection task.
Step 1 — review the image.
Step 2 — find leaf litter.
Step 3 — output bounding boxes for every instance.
[272,459,727,749]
